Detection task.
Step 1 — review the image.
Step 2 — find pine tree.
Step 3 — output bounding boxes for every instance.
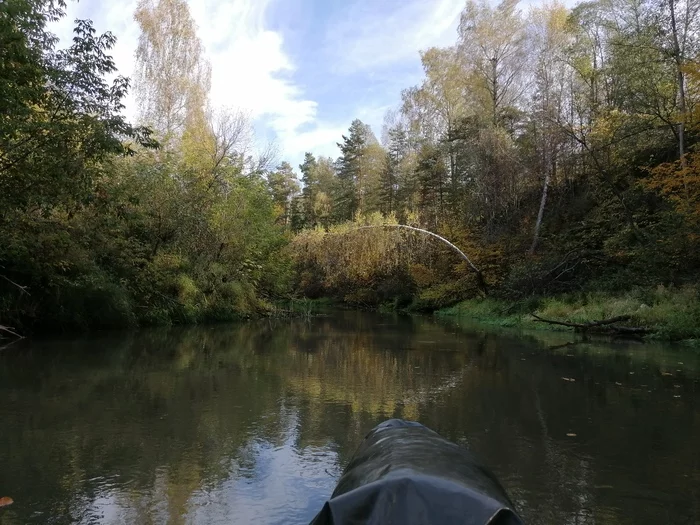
[267,162,300,226]
[380,126,408,215]
[334,119,378,221]
[299,152,318,228]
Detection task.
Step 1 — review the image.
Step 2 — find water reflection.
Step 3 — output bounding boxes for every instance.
[0,312,698,525]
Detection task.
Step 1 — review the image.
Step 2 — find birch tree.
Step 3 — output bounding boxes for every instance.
[134,0,211,143]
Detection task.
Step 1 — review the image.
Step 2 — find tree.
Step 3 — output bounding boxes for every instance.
[134,0,211,144]
[299,152,318,227]
[312,157,337,228]
[415,143,449,228]
[658,0,700,161]
[0,2,154,214]
[267,162,300,226]
[0,1,158,331]
[528,2,571,253]
[380,126,407,215]
[334,119,378,221]
[458,0,528,126]
[358,141,387,215]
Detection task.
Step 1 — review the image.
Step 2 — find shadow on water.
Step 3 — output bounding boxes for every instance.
[0,311,698,524]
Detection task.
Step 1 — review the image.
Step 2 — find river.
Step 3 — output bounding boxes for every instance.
[0,311,698,524]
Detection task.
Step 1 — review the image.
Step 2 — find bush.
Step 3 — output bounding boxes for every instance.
[409,278,475,312]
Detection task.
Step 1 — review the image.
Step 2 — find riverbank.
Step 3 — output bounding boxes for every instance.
[435,285,700,343]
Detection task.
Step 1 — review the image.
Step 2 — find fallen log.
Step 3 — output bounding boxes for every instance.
[531,313,653,336]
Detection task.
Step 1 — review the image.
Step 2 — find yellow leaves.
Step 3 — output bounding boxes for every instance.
[590,110,625,142]
[290,221,406,288]
[290,218,488,299]
[530,2,571,49]
[409,263,440,288]
[683,61,700,130]
[644,153,700,223]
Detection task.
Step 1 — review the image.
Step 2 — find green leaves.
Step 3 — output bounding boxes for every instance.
[0,1,286,331]
[0,3,155,214]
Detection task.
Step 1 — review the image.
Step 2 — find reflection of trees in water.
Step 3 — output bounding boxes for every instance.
[0,312,697,524]
[432,320,700,525]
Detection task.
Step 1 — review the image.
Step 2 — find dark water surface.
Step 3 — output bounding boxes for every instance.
[0,311,698,524]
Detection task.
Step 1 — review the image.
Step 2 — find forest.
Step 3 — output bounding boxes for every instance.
[2,0,700,340]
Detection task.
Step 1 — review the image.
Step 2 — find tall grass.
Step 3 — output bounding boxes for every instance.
[438,285,700,341]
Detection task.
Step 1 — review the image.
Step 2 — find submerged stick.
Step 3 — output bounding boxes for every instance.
[531,313,652,335]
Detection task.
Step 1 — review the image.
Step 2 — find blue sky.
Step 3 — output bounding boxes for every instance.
[51,0,466,170]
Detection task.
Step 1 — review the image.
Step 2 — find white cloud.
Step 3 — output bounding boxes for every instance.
[316,0,465,157]
[50,0,323,167]
[47,0,466,170]
[188,0,317,143]
[282,125,347,163]
[51,0,140,120]
[326,0,464,74]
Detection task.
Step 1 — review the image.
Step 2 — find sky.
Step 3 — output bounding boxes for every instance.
[50,0,466,171]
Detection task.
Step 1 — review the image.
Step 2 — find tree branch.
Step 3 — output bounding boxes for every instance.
[531,313,652,335]
[0,325,24,340]
[0,274,30,295]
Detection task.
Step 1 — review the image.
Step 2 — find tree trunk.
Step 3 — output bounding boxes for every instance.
[491,57,499,125]
[529,154,551,255]
[669,0,687,165]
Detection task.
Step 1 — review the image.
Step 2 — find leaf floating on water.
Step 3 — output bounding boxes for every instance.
[566,433,577,437]
[615,382,622,386]
[661,372,673,376]
[0,497,13,508]
[561,377,576,382]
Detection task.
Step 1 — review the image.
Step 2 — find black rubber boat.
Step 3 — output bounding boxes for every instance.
[309,419,524,525]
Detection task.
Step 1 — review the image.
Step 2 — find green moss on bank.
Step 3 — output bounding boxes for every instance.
[436,285,700,342]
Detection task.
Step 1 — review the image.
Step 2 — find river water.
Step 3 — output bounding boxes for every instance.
[0,311,698,525]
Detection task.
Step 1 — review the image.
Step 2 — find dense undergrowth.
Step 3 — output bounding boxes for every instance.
[0,1,294,336]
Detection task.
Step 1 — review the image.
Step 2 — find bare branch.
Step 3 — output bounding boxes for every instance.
[0,274,30,295]
[0,325,24,340]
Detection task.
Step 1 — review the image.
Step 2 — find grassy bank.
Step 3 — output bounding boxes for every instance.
[436,285,700,343]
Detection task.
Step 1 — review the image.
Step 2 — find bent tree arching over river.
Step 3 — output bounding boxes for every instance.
[0,312,699,525]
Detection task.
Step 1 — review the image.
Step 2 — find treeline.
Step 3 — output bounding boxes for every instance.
[287,0,700,310]
[0,0,292,334]
[2,0,700,335]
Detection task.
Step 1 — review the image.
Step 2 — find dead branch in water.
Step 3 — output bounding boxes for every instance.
[531,313,653,336]
[0,324,24,346]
